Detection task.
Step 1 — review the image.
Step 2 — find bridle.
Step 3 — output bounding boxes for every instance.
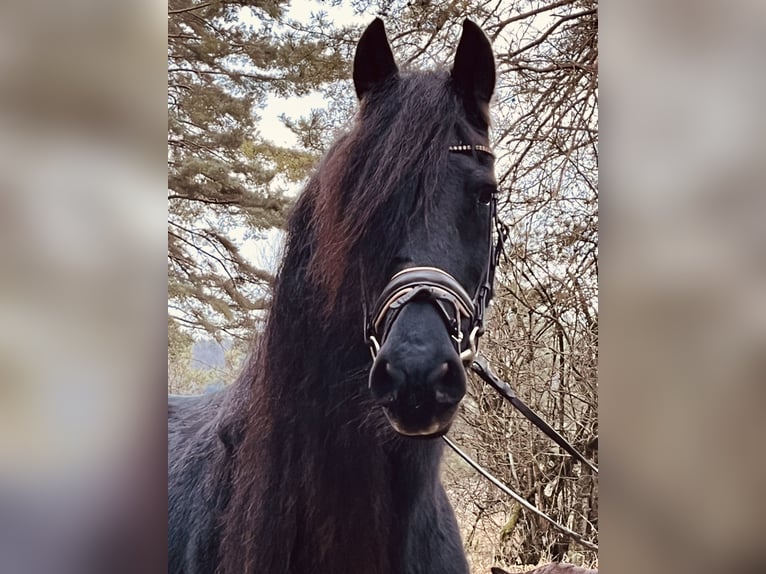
[363,143,505,366]
[361,142,599,550]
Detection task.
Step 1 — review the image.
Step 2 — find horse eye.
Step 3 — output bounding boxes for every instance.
[477,185,496,205]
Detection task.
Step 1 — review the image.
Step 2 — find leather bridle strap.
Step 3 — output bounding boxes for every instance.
[365,266,480,363]
[471,355,599,474]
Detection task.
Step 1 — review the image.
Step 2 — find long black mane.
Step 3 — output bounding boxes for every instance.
[169,63,486,574]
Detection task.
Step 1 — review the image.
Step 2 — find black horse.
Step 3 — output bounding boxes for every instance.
[169,18,498,574]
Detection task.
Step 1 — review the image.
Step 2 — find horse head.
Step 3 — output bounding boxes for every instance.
[352,19,499,437]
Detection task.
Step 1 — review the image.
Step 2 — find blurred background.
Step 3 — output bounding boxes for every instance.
[0,1,167,573]
[0,1,764,573]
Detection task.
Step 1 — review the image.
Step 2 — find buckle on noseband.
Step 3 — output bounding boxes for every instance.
[459,325,481,365]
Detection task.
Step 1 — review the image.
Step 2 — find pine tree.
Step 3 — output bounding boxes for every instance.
[168,0,349,339]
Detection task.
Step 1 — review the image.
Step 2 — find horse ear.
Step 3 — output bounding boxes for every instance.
[353,18,399,100]
[451,19,495,127]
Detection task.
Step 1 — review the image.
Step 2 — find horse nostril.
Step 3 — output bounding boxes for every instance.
[433,359,467,405]
[425,362,449,385]
[369,358,403,406]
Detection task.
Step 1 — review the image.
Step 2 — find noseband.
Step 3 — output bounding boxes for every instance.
[364,143,505,366]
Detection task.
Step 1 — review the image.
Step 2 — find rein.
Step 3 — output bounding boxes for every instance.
[471,356,599,475]
[462,357,599,551]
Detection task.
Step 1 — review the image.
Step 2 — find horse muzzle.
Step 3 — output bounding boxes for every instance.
[365,267,482,437]
[368,300,467,436]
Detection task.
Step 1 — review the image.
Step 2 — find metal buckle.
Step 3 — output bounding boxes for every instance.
[459,325,481,365]
[368,335,380,360]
